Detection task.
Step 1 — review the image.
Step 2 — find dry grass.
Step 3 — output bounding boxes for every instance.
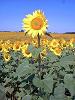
[0,32,75,41]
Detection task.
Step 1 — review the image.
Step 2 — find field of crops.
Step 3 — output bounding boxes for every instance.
[0,32,75,41]
[0,33,75,100]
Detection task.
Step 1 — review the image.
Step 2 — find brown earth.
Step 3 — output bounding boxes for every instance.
[0,32,75,41]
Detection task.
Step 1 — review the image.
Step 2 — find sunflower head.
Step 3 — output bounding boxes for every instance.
[22,10,48,38]
[3,52,11,62]
[2,43,9,53]
[13,41,21,51]
[53,47,62,56]
[22,49,32,58]
[50,39,59,48]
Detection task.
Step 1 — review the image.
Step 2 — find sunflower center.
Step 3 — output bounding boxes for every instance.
[5,54,9,59]
[16,45,19,49]
[31,17,43,30]
[25,50,30,55]
[53,42,57,46]
[55,48,61,53]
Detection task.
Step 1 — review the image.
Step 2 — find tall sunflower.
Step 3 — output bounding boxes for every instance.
[22,10,48,38]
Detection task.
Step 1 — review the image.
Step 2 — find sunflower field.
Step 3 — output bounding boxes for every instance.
[0,10,75,100]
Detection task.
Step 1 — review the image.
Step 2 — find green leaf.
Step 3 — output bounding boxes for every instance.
[49,95,56,100]
[4,65,12,72]
[33,73,53,93]
[46,52,59,62]
[28,44,34,52]
[4,77,11,85]
[22,95,31,100]
[0,85,6,100]
[54,83,65,100]
[16,65,34,78]
[0,60,4,66]
[16,59,34,77]
[60,54,75,63]
[58,54,75,69]
[38,97,43,100]
[43,74,53,93]
[19,82,27,87]
[0,84,5,92]
[5,87,14,94]
[33,77,44,88]
[28,44,42,58]
[64,74,75,96]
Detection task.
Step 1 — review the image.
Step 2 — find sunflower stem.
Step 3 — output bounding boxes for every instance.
[37,33,42,96]
[37,33,41,79]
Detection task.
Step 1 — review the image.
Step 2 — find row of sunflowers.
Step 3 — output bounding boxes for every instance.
[0,38,75,62]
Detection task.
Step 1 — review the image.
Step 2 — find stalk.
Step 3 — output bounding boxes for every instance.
[37,33,42,96]
[38,33,41,71]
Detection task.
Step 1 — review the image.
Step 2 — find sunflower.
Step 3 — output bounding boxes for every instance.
[22,10,48,38]
[21,44,29,51]
[13,41,21,51]
[2,43,9,53]
[42,39,49,47]
[22,49,32,58]
[32,40,38,47]
[53,47,62,56]
[69,38,75,48]
[59,38,66,48]
[50,39,60,48]
[49,46,54,52]
[3,52,11,62]
[5,40,13,50]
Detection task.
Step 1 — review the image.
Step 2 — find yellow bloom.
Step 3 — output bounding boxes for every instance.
[31,40,38,47]
[4,40,13,50]
[5,40,11,44]
[21,44,29,51]
[42,39,49,47]
[53,47,62,56]
[22,10,48,38]
[59,38,66,48]
[49,46,54,52]
[21,44,32,58]
[20,41,26,46]
[13,41,21,51]
[69,38,75,48]
[3,53,11,62]
[22,49,32,58]
[41,49,47,58]
[2,43,9,53]
[50,39,59,48]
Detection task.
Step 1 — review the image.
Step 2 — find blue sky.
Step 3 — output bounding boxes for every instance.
[0,0,75,33]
